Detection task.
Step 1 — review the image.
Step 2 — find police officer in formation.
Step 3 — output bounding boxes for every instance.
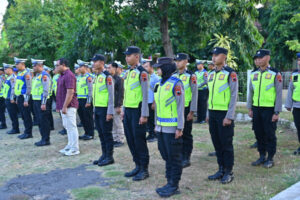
[76,59,94,140]
[3,63,19,134]
[31,59,52,146]
[247,49,282,168]
[173,53,198,168]
[207,47,238,184]
[92,54,115,166]
[195,59,208,124]
[285,52,300,155]
[153,57,185,197]
[123,46,150,181]
[13,57,33,140]
[0,66,6,129]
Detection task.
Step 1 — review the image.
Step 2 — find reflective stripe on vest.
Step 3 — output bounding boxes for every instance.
[52,74,60,95]
[123,69,143,108]
[195,70,207,90]
[173,73,192,107]
[15,69,29,96]
[154,76,180,127]
[77,74,89,99]
[207,70,231,111]
[251,69,276,107]
[93,73,109,107]
[31,72,50,100]
[292,71,300,102]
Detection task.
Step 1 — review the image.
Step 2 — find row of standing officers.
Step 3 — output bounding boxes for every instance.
[0,46,300,197]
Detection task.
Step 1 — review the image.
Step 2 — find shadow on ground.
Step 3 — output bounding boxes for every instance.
[0,164,110,200]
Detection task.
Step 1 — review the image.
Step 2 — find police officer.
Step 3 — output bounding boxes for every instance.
[3,63,20,134]
[207,61,215,72]
[153,57,185,197]
[285,52,300,155]
[123,46,150,181]
[173,53,198,168]
[31,59,52,146]
[207,47,238,184]
[143,60,160,142]
[91,54,115,166]
[76,59,94,140]
[195,59,208,124]
[0,66,7,129]
[43,66,54,131]
[247,49,282,168]
[14,57,33,139]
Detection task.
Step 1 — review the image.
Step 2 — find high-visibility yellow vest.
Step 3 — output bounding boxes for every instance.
[77,74,91,99]
[154,76,181,126]
[31,71,50,100]
[52,74,60,96]
[3,74,15,99]
[195,70,208,90]
[0,75,5,97]
[173,72,192,107]
[251,68,277,107]
[291,70,300,102]
[93,73,109,107]
[14,69,30,96]
[123,68,144,108]
[207,69,231,111]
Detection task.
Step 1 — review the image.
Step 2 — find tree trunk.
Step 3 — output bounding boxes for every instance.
[159,1,173,57]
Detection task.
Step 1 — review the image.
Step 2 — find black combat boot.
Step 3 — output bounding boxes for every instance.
[208,166,224,180]
[124,165,140,177]
[133,166,149,181]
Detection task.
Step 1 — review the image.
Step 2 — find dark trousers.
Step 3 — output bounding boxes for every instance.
[157,132,183,184]
[5,99,19,130]
[78,98,94,136]
[197,89,208,122]
[33,100,51,142]
[49,96,54,130]
[0,97,6,126]
[209,110,234,171]
[252,106,277,160]
[147,103,155,136]
[124,106,149,167]
[95,107,113,157]
[17,95,32,135]
[182,106,193,159]
[292,108,300,143]
[30,97,38,124]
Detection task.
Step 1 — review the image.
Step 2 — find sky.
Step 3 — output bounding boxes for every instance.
[0,0,8,23]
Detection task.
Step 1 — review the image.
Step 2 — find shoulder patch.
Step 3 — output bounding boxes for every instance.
[107,76,112,85]
[43,75,48,82]
[25,74,30,80]
[191,75,197,84]
[276,73,282,82]
[141,72,148,81]
[230,72,237,82]
[175,85,182,96]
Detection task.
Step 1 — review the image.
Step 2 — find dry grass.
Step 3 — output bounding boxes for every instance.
[0,112,300,200]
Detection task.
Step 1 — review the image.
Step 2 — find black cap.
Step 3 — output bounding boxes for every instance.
[174,53,189,61]
[123,46,141,55]
[254,49,270,58]
[153,57,175,68]
[211,47,228,55]
[91,54,105,62]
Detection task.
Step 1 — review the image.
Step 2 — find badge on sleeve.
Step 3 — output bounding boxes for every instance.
[141,72,148,81]
[276,73,282,82]
[107,77,112,85]
[43,75,48,82]
[191,75,197,84]
[25,74,30,80]
[231,72,237,82]
[204,72,208,77]
[175,85,182,96]
[165,84,171,91]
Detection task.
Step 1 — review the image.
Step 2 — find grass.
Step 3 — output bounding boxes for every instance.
[0,111,299,200]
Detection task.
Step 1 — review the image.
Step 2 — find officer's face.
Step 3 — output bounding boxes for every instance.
[176,60,187,70]
[16,62,25,71]
[197,64,204,70]
[143,62,153,73]
[33,64,42,73]
[126,54,139,66]
[208,64,214,70]
[5,68,12,75]
[79,66,86,74]
[257,56,270,68]
[212,54,226,65]
[156,68,162,76]
[93,60,104,71]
